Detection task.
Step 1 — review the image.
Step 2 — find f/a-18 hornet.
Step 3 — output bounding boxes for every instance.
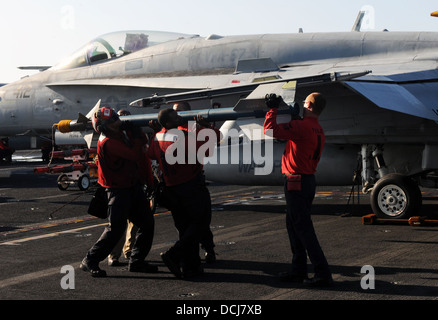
[2,11,438,219]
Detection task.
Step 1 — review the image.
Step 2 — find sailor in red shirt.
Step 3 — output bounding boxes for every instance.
[264,92,332,287]
[107,109,153,266]
[172,102,217,264]
[80,107,156,277]
[147,107,220,278]
[148,109,220,186]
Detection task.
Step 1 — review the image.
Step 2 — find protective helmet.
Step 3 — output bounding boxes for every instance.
[92,107,119,134]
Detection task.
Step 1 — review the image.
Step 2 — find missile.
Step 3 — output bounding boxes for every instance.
[54,106,295,133]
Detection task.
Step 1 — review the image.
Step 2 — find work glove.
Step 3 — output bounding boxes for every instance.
[265,93,283,109]
[288,102,302,120]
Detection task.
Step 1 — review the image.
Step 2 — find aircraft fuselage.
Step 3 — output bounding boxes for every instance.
[1,31,437,137]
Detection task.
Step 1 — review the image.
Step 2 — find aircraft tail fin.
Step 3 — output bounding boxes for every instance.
[351,11,365,32]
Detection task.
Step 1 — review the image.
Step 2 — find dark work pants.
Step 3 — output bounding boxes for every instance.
[284,174,331,278]
[167,174,213,270]
[86,184,155,266]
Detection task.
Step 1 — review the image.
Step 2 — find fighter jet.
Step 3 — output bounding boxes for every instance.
[2,12,438,220]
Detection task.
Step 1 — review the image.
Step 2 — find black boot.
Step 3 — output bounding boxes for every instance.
[80,258,107,278]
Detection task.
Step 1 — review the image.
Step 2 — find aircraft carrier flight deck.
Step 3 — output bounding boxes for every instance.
[1,151,438,304]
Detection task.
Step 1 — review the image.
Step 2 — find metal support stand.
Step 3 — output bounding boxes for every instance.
[343,153,362,217]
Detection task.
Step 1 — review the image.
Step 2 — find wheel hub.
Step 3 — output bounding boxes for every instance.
[377,184,407,217]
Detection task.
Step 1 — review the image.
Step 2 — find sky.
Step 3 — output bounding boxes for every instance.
[1,0,438,83]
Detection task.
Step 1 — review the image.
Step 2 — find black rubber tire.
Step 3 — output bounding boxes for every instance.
[78,175,90,191]
[57,174,69,191]
[370,173,422,219]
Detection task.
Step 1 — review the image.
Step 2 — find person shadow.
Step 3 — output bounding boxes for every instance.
[187,260,438,298]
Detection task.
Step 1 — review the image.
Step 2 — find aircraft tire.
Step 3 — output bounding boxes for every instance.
[57,174,70,191]
[370,173,422,219]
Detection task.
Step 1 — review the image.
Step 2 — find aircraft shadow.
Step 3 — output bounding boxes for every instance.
[328,264,438,297]
[217,202,438,219]
[217,203,372,217]
[96,258,438,298]
[0,174,58,189]
[193,260,438,298]
[214,204,286,214]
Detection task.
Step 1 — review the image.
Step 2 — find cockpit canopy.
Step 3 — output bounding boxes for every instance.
[54,30,198,70]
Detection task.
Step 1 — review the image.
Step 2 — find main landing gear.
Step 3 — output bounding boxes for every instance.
[359,145,423,219]
[370,173,422,219]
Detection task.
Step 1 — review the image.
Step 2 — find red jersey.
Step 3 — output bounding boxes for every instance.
[147,124,220,186]
[97,132,153,188]
[263,108,325,175]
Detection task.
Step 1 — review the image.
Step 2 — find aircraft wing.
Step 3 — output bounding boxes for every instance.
[344,69,438,122]
[55,71,368,136]
[128,71,370,108]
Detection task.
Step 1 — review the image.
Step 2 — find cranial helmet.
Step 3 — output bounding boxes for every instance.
[92,107,119,134]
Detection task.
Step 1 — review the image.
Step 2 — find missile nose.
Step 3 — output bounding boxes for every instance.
[54,120,73,133]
